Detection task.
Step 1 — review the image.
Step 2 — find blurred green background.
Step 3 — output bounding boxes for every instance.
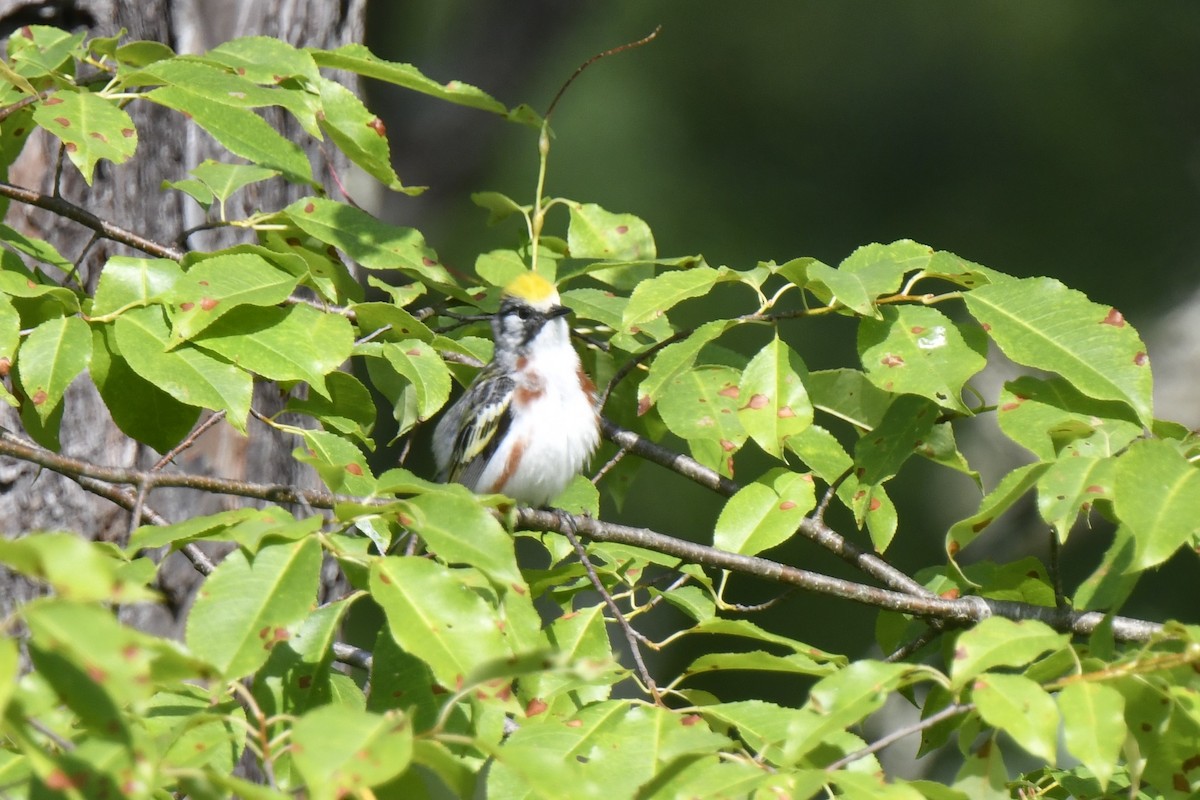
[361,0,1200,715]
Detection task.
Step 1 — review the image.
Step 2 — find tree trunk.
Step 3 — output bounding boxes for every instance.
[0,0,365,634]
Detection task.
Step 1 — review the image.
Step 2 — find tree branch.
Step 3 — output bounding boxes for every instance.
[0,179,185,260]
[0,431,1163,642]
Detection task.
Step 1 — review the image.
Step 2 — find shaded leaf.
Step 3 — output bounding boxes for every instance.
[622,266,721,332]
[192,304,353,392]
[996,375,1142,461]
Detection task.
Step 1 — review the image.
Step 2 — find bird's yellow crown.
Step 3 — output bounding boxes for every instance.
[503,272,560,308]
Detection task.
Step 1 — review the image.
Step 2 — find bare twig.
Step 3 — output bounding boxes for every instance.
[152,411,227,471]
[884,625,946,663]
[557,511,660,703]
[825,702,973,772]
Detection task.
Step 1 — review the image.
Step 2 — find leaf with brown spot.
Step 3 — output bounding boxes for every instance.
[32,90,138,184]
[737,336,813,458]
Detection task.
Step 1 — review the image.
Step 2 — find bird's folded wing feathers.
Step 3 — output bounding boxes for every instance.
[447,373,515,487]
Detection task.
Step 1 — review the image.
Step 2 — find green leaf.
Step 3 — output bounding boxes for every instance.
[489,701,729,800]
[1074,524,1140,612]
[283,197,450,285]
[853,394,940,486]
[286,370,376,443]
[206,36,320,84]
[713,469,815,556]
[91,256,182,317]
[996,376,1142,460]
[790,660,928,760]
[296,428,375,495]
[964,277,1154,426]
[0,223,72,273]
[32,90,137,184]
[400,490,523,588]
[91,326,199,452]
[475,248,529,288]
[0,636,16,718]
[1113,438,1200,570]
[168,252,300,342]
[472,192,527,226]
[858,306,986,414]
[1058,681,1125,790]
[637,320,730,412]
[1035,455,1113,541]
[7,25,84,77]
[382,340,452,424]
[175,159,280,208]
[253,596,353,719]
[314,76,416,194]
[656,365,746,473]
[310,44,513,116]
[0,532,149,603]
[946,462,1049,562]
[148,85,314,183]
[971,672,1058,762]
[185,537,323,679]
[621,266,721,332]
[567,202,656,262]
[291,706,412,800]
[685,650,836,679]
[114,306,252,431]
[805,241,930,317]
[737,335,813,458]
[807,368,894,429]
[369,556,511,688]
[192,304,353,393]
[144,685,246,773]
[949,618,1068,691]
[15,315,91,423]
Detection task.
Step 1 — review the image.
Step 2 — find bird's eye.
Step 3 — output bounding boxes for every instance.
[515,307,532,320]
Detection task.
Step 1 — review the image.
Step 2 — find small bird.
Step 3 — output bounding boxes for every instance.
[433,272,600,506]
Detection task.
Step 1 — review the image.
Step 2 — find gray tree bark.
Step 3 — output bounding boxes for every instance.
[0,0,365,633]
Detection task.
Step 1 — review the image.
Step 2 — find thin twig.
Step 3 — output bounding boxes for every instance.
[152,411,227,471]
[825,702,973,772]
[544,26,662,121]
[557,510,661,704]
[128,477,149,542]
[590,444,629,485]
[884,625,946,663]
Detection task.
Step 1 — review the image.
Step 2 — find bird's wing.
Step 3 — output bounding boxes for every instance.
[445,370,516,488]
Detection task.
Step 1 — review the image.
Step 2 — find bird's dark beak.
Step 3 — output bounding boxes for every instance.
[547,305,572,319]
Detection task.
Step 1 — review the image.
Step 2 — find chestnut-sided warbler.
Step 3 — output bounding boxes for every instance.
[433,273,600,506]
